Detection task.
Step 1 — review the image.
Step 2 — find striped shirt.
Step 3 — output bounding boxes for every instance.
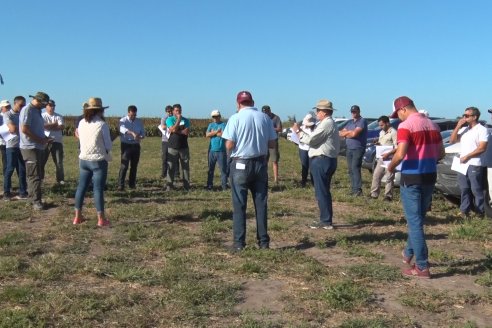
[397,113,442,185]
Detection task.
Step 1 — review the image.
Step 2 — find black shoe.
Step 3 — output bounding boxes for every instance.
[228,245,244,253]
[353,190,363,197]
[383,196,392,202]
[259,244,270,250]
[117,186,124,191]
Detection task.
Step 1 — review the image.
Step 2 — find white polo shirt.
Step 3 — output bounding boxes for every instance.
[459,124,489,166]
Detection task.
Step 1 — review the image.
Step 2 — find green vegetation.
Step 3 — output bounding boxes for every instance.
[0,136,490,326]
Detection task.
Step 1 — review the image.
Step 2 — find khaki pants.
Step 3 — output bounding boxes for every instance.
[21,148,45,203]
[370,158,394,199]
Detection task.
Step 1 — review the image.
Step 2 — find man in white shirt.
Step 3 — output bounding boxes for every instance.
[42,100,65,184]
[450,106,489,217]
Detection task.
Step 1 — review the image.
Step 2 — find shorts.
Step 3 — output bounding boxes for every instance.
[268,141,280,162]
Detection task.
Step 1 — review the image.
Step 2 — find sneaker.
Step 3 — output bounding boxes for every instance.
[3,193,12,201]
[97,219,111,227]
[402,250,413,265]
[33,202,45,210]
[353,190,363,197]
[402,264,431,279]
[309,221,334,230]
[369,193,379,199]
[457,211,470,219]
[73,217,86,225]
[58,181,65,185]
[15,194,29,200]
[117,186,125,191]
[383,196,393,202]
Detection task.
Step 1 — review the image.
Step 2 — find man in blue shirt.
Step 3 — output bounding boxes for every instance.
[339,105,368,196]
[118,105,145,190]
[165,104,191,191]
[20,91,53,210]
[206,110,227,190]
[222,91,277,251]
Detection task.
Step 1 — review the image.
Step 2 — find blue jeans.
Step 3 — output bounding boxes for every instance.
[311,156,337,224]
[207,151,228,189]
[4,148,27,195]
[458,165,485,214]
[346,147,365,193]
[230,157,269,248]
[401,184,434,270]
[75,160,108,212]
[298,148,311,185]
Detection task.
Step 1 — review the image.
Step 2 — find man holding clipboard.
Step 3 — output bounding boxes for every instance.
[370,115,397,201]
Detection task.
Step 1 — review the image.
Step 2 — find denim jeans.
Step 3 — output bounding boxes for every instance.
[0,145,6,176]
[458,165,485,214]
[346,147,365,193]
[74,160,108,212]
[311,156,337,224]
[43,142,64,182]
[230,157,269,248]
[118,143,141,188]
[167,147,190,189]
[207,151,228,189]
[20,148,45,203]
[298,148,311,185]
[401,184,434,270]
[4,148,27,195]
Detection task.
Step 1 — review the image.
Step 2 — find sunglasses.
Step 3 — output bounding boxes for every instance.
[462,114,474,118]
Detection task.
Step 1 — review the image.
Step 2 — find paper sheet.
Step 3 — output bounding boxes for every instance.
[381,160,402,171]
[376,145,394,159]
[451,156,469,175]
[157,124,170,138]
[289,131,300,144]
[0,124,17,142]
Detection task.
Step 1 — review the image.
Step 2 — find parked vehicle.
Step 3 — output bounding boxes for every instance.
[435,134,492,218]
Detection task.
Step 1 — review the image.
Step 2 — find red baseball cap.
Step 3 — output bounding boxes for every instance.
[390,96,414,118]
[236,90,253,104]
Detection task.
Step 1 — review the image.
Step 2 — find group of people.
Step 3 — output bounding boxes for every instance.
[1,90,491,279]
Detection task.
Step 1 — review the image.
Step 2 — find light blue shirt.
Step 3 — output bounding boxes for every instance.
[119,115,145,144]
[20,103,46,150]
[222,107,277,158]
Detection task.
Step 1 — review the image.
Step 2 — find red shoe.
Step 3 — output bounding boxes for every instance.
[402,250,413,265]
[73,217,86,225]
[97,219,111,227]
[402,264,431,279]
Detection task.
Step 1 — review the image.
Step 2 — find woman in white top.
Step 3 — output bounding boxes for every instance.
[73,98,112,227]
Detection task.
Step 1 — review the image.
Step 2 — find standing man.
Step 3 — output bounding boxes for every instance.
[205,109,227,191]
[222,91,277,251]
[387,96,443,278]
[160,105,173,179]
[370,115,397,201]
[118,105,145,190]
[449,107,488,217]
[3,96,28,200]
[42,100,65,185]
[262,105,282,184]
[166,104,191,191]
[0,100,9,178]
[292,99,340,229]
[20,91,53,210]
[339,105,368,196]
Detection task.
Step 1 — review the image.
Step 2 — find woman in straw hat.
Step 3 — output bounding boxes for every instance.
[73,98,112,227]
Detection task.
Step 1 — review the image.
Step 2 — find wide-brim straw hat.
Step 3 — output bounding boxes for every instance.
[83,97,109,110]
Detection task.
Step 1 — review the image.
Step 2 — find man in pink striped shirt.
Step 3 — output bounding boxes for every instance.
[388,96,444,279]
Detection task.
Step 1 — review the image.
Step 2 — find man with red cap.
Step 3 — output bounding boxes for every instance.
[222,91,277,251]
[387,96,444,278]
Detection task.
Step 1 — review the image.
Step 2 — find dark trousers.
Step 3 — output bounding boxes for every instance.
[118,143,141,188]
[346,147,365,193]
[311,156,337,224]
[298,148,312,185]
[0,145,6,177]
[161,141,169,178]
[4,147,27,195]
[43,142,64,182]
[458,165,485,214]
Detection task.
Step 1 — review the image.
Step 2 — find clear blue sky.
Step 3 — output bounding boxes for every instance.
[2,0,491,121]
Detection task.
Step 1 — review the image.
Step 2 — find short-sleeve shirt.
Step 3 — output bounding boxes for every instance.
[378,127,397,147]
[222,107,277,158]
[207,121,226,152]
[345,117,368,149]
[166,116,190,149]
[42,112,64,143]
[3,109,20,148]
[20,103,46,150]
[458,124,489,166]
[397,113,442,185]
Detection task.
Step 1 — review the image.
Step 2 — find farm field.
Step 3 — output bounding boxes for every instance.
[0,136,491,327]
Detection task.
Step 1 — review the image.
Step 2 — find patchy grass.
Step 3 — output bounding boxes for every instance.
[0,136,491,327]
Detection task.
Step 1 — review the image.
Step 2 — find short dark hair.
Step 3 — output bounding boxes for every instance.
[165,105,173,112]
[14,95,26,103]
[128,105,138,113]
[465,107,480,120]
[378,115,390,124]
[173,104,182,110]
